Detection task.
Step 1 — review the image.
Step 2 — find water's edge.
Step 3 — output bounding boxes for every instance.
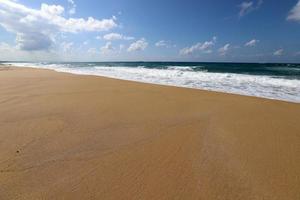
[3,62,300,103]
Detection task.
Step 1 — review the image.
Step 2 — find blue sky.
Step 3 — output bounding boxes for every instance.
[0,0,300,62]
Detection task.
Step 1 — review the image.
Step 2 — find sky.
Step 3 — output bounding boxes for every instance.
[0,0,300,62]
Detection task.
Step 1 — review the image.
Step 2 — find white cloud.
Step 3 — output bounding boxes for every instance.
[155,40,175,48]
[0,42,14,52]
[218,44,231,56]
[67,0,76,15]
[15,32,53,51]
[0,0,118,51]
[0,42,24,60]
[41,3,65,15]
[273,49,284,56]
[245,39,259,47]
[239,1,254,16]
[127,38,148,52]
[101,42,114,53]
[87,47,97,55]
[155,40,167,47]
[0,42,55,61]
[102,33,134,41]
[61,42,73,52]
[287,0,300,22]
[104,33,122,40]
[238,0,263,17]
[180,37,217,55]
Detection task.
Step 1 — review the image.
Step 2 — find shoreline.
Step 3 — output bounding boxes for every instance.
[0,66,299,199]
[3,64,300,104]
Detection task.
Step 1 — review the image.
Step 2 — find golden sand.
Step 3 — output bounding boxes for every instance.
[0,67,299,199]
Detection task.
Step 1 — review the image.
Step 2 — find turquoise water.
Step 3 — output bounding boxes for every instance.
[3,62,300,103]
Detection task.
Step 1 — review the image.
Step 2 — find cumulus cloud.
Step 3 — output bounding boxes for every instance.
[87,47,97,54]
[127,38,148,52]
[0,42,15,52]
[0,42,24,60]
[239,2,254,16]
[245,39,259,47]
[155,40,168,47]
[101,42,114,53]
[218,44,231,56]
[0,42,57,61]
[0,0,118,51]
[15,32,53,51]
[61,42,73,52]
[67,0,76,15]
[287,0,300,22]
[180,37,217,55]
[155,40,175,48]
[102,33,134,41]
[273,49,283,56]
[238,0,263,17]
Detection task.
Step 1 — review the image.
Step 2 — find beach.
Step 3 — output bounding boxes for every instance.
[0,66,299,199]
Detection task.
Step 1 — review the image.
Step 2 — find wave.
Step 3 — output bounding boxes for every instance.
[166,66,196,71]
[6,62,300,103]
[267,66,300,72]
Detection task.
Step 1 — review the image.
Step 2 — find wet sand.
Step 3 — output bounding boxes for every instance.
[0,66,299,199]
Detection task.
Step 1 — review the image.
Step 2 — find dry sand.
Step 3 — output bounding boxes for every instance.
[0,66,299,200]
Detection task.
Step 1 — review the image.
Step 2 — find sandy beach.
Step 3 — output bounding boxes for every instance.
[0,66,299,200]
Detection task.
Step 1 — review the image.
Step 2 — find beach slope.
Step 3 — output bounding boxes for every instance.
[0,67,299,200]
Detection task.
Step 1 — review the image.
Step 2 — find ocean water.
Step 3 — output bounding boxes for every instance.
[2,61,300,103]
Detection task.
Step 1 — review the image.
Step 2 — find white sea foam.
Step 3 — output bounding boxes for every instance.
[166,66,197,71]
[6,62,300,103]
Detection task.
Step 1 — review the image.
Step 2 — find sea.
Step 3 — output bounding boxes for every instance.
[2,61,300,103]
